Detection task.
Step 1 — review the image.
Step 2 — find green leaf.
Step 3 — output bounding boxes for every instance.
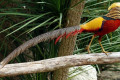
[6,13,50,37]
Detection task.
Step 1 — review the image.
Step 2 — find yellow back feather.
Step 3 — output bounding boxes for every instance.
[80,17,104,31]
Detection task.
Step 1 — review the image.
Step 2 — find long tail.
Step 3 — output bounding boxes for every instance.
[0,25,80,69]
[55,28,84,44]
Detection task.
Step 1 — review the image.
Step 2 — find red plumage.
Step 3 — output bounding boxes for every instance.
[81,19,120,41]
[94,20,120,40]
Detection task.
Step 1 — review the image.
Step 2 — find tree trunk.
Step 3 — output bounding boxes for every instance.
[52,0,85,80]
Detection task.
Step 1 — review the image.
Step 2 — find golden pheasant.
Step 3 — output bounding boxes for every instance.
[55,2,120,55]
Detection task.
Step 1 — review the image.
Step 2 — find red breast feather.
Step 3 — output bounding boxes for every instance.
[94,20,120,36]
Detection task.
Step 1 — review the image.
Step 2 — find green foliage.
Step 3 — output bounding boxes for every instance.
[0,0,70,80]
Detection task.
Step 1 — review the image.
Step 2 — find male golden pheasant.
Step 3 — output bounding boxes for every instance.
[55,2,120,55]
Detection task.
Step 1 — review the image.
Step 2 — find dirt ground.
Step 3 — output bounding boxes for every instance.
[98,64,120,80]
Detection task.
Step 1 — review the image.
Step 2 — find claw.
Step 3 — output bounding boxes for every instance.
[102,50,110,56]
[86,45,91,53]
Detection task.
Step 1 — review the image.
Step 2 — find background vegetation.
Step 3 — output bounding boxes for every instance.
[0,0,120,80]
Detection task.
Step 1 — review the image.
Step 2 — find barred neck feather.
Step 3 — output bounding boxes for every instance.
[105,7,120,19]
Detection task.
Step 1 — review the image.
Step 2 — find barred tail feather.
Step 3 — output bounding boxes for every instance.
[66,31,74,38]
[55,33,66,44]
[78,28,84,33]
[55,28,84,44]
[66,28,84,38]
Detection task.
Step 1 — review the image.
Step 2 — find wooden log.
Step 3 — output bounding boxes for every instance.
[0,52,120,77]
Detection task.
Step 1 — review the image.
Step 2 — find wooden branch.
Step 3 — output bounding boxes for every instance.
[0,52,120,77]
[0,26,80,68]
